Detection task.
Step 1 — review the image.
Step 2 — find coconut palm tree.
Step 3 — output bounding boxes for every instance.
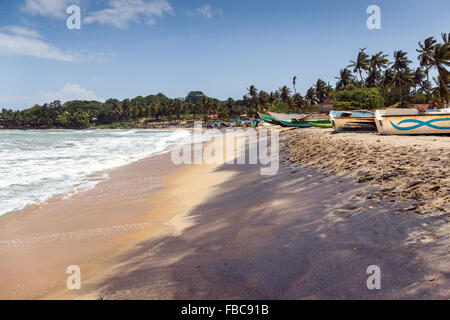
[292,76,297,94]
[247,85,259,112]
[412,67,426,94]
[366,69,382,88]
[391,50,412,104]
[369,51,390,87]
[305,87,316,106]
[335,68,355,90]
[417,37,438,103]
[430,77,448,108]
[382,68,395,86]
[348,48,370,83]
[248,85,258,101]
[292,93,305,112]
[428,37,450,103]
[442,32,449,44]
[315,79,329,104]
[270,90,280,103]
[280,86,292,104]
[258,90,270,107]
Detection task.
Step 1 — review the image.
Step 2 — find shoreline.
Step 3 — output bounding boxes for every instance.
[0,128,194,219]
[0,151,192,299]
[0,135,236,299]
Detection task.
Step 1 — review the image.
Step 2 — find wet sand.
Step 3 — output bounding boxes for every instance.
[0,152,183,299]
[0,149,227,299]
[0,129,449,299]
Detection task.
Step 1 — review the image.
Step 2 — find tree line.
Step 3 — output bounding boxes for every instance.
[1,33,448,129]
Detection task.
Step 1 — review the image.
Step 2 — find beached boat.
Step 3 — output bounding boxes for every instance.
[258,113,279,125]
[268,111,310,121]
[329,110,376,131]
[276,119,331,128]
[277,120,311,128]
[308,121,332,128]
[375,108,450,135]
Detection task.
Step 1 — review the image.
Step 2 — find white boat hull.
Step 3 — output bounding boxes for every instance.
[375,109,450,135]
[329,110,376,132]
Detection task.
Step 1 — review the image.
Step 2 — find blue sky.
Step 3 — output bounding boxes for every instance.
[0,0,449,109]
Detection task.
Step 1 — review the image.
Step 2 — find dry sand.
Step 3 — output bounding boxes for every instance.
[280,128,450,215]
[0,129,449,299]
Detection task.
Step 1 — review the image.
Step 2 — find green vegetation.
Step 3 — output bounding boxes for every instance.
[1,33,448,129]
[333,85,383,110]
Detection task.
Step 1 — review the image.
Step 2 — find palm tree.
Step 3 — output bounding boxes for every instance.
[412,67,426,94]
[369,51,390,87]
[292,93,305,112]
[430,77,448,108]
[382,68,395,86]
[391,50,412,104]
[258,90,270,108]
[270,90,281,104]
[292,76,297,94]
[348,48,370,83]
[428,36,450,103]
[442,32,449,44]
[417,77,431,94]
[335,68,354,90]
[366,69,382,88]
[417,37,437,103]
[247,85,258,101]
[105,98,122,121]
[315,79,328,104]
[305,87,316,106]
[280,86,291,104]
[247,85,259,112]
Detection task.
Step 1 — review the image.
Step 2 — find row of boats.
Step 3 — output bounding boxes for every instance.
[258,107,450,135]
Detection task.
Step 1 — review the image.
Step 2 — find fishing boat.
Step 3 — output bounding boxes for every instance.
[329,110,376,131]
[268,111,310,121]
[262,111,331,128]
[257,113,279,125]
[308,121,332,128]
[276,119,331,128]
[276,120,311,128]
[375,108,450,135]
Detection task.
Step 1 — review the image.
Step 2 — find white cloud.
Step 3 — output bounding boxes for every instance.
[21,0,71,19]
[0,32,78,62]
[196,4,213,19]
[187,4,222,19]
[1,84,103,109]
[0,28,114,63]
[84,0,173,28]
[0,26,45,39]
[40,83,103,103]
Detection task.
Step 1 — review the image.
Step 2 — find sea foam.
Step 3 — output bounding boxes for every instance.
[0,129,192,216]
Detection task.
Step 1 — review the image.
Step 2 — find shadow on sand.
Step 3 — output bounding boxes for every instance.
[95,162,449,299]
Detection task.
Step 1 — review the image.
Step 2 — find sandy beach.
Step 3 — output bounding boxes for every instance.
[0,128,449,299]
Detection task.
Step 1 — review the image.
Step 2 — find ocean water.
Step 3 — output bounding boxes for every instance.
[0,129,192,217]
